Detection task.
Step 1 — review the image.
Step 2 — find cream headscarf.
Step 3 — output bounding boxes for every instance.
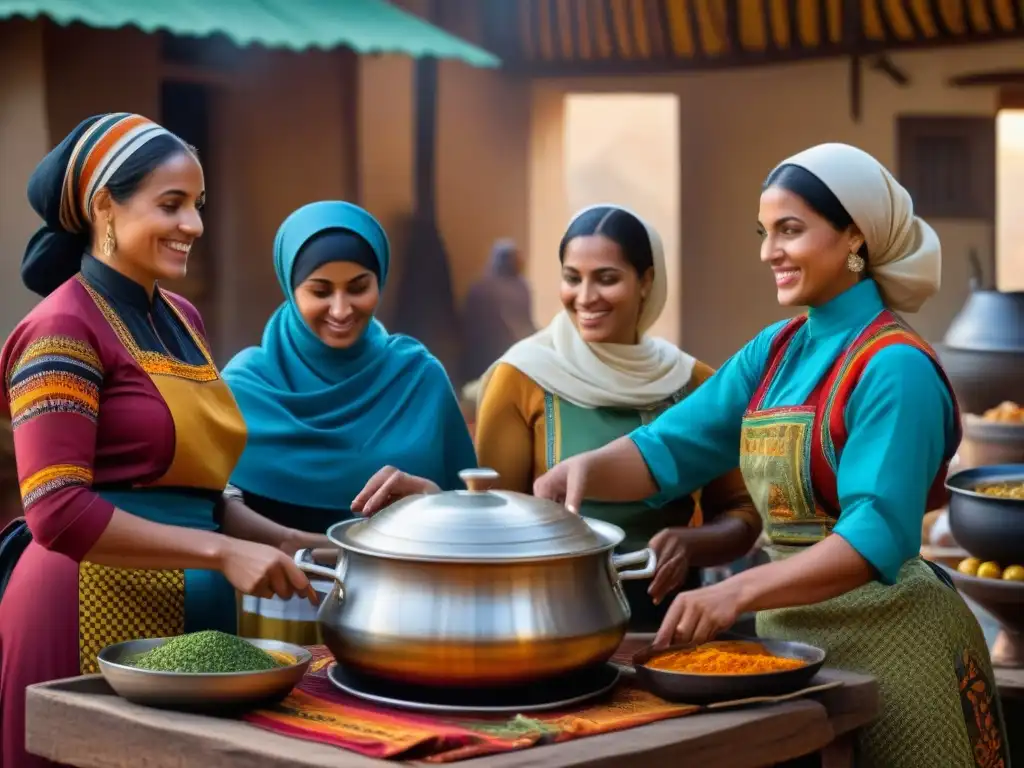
[478,205,695,410]
[772,143,941,313]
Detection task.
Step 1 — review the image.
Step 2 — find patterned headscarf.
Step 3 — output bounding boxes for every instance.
[22,113,178,297]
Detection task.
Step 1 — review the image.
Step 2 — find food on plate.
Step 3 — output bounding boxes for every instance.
[982,401,1024,423]
[975,481,1024,500]
[1002,565,1024,582]
[957,557,982,576]
[127,631,284,674]
[976,561,1004,580]
[958,558,1024,581]
[645,640,807,675]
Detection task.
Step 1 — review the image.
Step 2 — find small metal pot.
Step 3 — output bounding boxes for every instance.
[295,469,656,688]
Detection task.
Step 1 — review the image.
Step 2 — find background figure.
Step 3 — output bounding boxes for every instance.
[461,239,536,384]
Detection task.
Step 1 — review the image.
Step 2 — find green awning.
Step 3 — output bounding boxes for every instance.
[0,0,499,67]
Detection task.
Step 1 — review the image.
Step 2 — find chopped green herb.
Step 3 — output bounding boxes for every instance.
[129,631,282,674]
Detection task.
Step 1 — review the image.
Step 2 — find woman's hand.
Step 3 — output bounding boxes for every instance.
[217,537,318,605]
[279,528,333,557]
[653,580,743,649]
[647,528,692,604]
[352,466,440,517]
[533,456,589,513]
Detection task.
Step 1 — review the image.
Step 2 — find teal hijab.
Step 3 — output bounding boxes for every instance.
[222,201,476,511]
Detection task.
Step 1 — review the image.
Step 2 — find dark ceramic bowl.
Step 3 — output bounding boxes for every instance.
[946,464,1024,566]
[632,636,825,704]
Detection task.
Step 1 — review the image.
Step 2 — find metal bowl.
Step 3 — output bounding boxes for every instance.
[632,636,826,704]
[946,464,1024,565]
[97,637,312,712]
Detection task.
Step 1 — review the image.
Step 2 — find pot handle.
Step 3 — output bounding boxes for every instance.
[612,548,656,580]
[294,548,341,582]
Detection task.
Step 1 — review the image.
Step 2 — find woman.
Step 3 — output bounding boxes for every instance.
[535,146,1009,766]
[460,238,536,383]
[0,113,317,768]
[363,206,761,632]
[223,200,477,644]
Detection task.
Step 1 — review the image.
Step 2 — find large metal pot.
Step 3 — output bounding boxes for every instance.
[294,468,656,688]
[936,253,1024,415]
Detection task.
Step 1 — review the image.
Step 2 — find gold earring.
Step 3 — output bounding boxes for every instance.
[847,252,866,273]
[102,221,116,258]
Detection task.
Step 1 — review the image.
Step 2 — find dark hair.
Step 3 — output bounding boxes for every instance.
[291,228,380,289]
[21,133,196,297]
[559,206,653,275]
[763,164,869,261]
[104,134,197,206]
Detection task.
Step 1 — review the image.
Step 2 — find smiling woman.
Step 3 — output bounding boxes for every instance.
[222,201,477,645]
[460,205,762,632]
[0,112,317,768]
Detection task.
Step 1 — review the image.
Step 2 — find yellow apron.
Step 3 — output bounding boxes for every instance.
[76,278,246,673]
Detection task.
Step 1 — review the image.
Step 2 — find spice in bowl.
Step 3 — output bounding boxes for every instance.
[128,631,285,674]
[646,640,807,675]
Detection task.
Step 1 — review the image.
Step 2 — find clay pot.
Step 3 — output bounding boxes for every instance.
[936,254,1024,415]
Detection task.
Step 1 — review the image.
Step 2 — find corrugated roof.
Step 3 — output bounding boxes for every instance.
[0,0,499,66]
[480,0,1023,75]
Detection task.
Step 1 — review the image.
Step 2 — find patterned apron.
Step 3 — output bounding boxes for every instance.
[546,390,700,632]
[76,280,247,673]
[740,310,1009,767]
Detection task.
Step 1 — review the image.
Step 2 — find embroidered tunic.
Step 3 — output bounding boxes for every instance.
[0,257,247,768]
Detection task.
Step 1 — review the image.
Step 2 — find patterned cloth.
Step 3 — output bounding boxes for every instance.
[244,646,703,763]
[740,310,1009,767]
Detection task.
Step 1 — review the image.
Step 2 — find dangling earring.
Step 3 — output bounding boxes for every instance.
[102,220,116,259]
[847,251,866,274]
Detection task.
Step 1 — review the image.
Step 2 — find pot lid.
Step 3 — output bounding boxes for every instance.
[331,469,617,561]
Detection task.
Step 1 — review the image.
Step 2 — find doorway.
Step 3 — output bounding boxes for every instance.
[562,93,681,345]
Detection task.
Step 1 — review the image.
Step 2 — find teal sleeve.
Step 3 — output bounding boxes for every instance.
[628,322,784,506]
[832,345,954,585]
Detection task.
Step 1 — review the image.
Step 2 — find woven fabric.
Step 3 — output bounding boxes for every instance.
[758,558,1008,767]
[77,561,185,674]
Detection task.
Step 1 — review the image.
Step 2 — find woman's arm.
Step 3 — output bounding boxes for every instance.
[538,325,782,512]
[690,470,762,565]
[727,344,954,611]
[3,315,234,568]
[474,363,540,493]
[218,492,331,554]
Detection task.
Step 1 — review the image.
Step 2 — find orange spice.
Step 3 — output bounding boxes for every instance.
[646,640,807,675]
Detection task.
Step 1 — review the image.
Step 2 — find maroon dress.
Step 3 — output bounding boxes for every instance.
[0,257,247,767]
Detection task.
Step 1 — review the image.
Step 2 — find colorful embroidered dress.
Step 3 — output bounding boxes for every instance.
[0,256,247,768]
[630,279,1009,767]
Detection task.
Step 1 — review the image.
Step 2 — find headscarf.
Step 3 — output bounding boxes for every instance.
[23,113,177,297]
[460,239,535,381]
[479,205,695,410]
[772,143,941,313]
[222,201,476,510]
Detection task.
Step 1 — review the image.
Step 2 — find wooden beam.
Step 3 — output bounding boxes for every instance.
[849,55,862,123]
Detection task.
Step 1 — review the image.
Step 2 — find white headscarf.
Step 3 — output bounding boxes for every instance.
[773,143,941,313]
[478,205,695,410]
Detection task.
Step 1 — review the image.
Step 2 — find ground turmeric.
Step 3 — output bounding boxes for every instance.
[645,640,807,675]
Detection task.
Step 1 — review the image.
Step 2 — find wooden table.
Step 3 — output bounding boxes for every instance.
[26,666,878,768]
